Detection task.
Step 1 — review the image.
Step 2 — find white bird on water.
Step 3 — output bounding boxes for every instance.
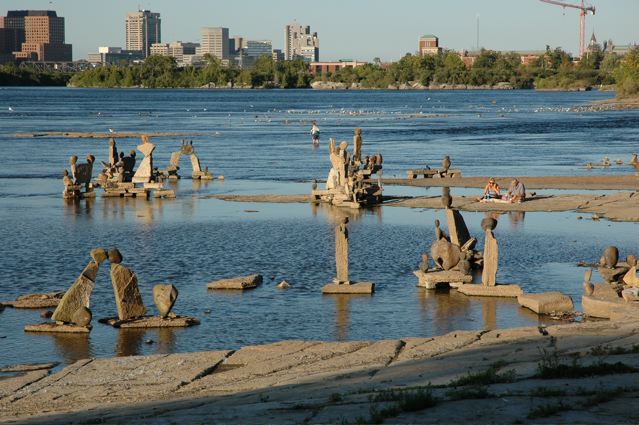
[8,106,14,112]
[108,128,115,133]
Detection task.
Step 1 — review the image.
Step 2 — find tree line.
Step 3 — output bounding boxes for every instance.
[0,63,71,86]
[2,46,639,97]
[69,54,312,89]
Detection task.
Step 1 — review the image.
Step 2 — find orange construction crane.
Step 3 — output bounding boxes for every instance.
[539,0,596,58]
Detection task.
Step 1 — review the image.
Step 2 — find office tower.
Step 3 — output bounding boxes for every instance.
[126,10,161,57]
[4,10,71,62]
[200,27,229,60]
[284,22,319,62]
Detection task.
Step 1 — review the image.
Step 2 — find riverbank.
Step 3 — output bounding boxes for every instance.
[206,186,639,222]
[1,318,638,424]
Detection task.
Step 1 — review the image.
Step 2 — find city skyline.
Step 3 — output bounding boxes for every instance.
[2,0,638,61]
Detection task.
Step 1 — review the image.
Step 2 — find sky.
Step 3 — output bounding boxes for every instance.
[3,0,638,61]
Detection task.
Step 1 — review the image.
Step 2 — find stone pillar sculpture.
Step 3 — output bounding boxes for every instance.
[353,128,362,165]
[108,138,118,166]
[442,155,451,172]
[132,135,155,183]
[51,248,107,325]
[335,217,350,284]
[481,218,498,286]
[108,248,147,320]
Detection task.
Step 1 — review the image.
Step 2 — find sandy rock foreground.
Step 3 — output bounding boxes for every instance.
[1,319,638,424]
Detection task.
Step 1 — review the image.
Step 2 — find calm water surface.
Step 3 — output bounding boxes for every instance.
[0,88,637,368]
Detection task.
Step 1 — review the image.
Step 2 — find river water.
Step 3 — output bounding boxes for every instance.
[0,88,637,368]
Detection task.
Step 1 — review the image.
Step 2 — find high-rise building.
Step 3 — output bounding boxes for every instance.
[246,40,272,58]
[200,27,229,60]
[2,10,71,62]
[285,22,319,62]
[126,10,161,58]
[419,35,441,56]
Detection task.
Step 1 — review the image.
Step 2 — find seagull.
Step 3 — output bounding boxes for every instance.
[8,106,14,112]
[108,128,114,133]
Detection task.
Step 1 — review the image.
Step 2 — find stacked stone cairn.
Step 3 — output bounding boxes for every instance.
[100,248,198,328]
[414,188,480,289]
[581,246,639,319]
[312,129,383,208]
[95,136,175,198]
[456,215,524,297]
[321,217,374,294]
[25,247,198,332]
[406,155,462,179]
[62,154,97,199]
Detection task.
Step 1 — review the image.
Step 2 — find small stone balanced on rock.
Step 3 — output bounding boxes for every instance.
[597,246,628,283]
[430,219,461,271]
[153,284,178,318]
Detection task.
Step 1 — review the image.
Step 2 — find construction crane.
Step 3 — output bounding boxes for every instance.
[539,0,596,58]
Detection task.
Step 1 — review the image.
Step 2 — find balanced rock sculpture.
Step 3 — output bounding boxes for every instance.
[153,284,178,318]
[24,248,107,333]
[322,217,374,294]
[109,248,147,320]
[456,217,523,298]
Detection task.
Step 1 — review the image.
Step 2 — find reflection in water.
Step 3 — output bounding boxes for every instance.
[49,333,92,363]
[326,294,372,341]
[316,203,382,224]
[484,211,503,221]
[156,327,177,354]
[480,298,497,330]
[508,211,526,229]
[418,289,472,335]
[63,197,95,219]
[115,328,147,357]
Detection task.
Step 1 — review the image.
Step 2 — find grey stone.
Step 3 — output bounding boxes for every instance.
[335,217,349,283]
[430,238,460,271]
[602,246,619,268]
[207,274,263,290]
[446,208,471,247]
[480,217,497,231]
[51,260,99,323]
[110,262,147,320]
[153,284,178,318]
[517,292,574,314]
[481,230,498,286]
[72,306,92,326]
[321,282,374,294]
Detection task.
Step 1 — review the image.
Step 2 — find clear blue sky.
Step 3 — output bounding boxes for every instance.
[4,0,638,61]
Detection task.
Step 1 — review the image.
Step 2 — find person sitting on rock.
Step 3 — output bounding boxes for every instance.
[505,178,526,203]
[478,178,501,202]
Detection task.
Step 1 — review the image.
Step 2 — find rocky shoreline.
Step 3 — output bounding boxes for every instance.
[1,319,638,424]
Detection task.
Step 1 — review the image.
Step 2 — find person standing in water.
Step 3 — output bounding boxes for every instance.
[310,121,320,144]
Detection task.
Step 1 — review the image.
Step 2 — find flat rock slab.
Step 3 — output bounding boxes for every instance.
[24,323,91,333]
[3,351,231,414]
[207,274,263,290]
[414,269,472,289]
[456,284,523,297]
[582,295,639,319]
[517,291,574,314]
[98,315,200,328]
[321,282,374,294]
[1,292,64,308]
